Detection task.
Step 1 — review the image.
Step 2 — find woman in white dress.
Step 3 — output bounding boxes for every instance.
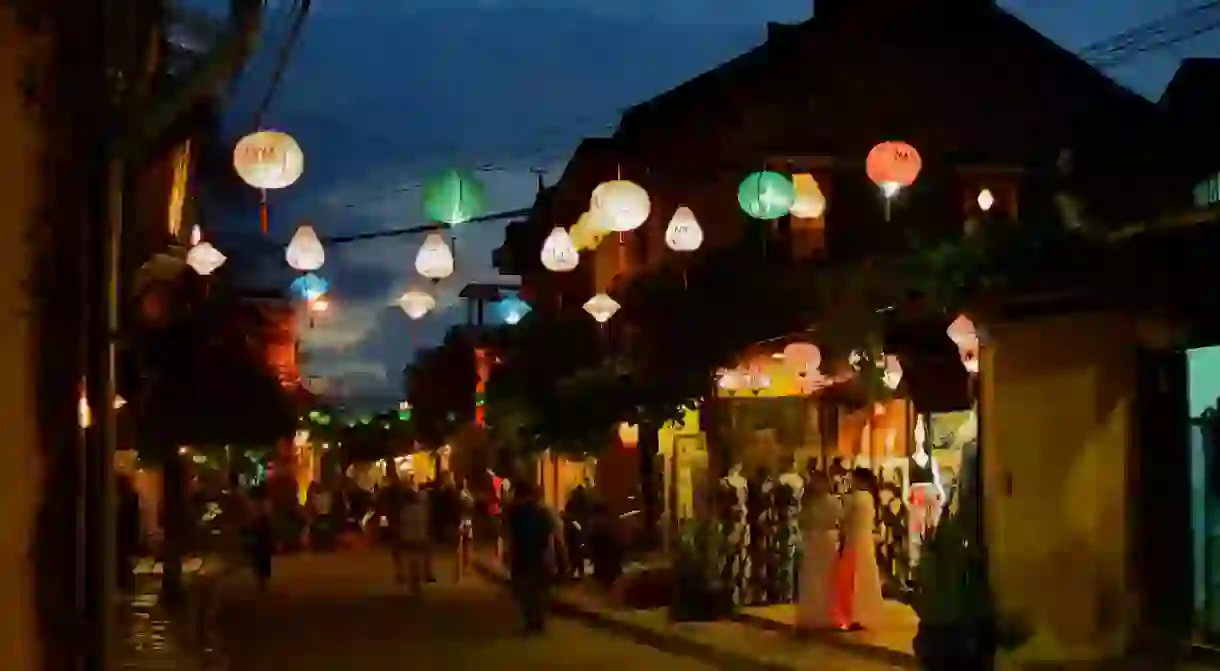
[796,472,841,632]
[833,467,886,630]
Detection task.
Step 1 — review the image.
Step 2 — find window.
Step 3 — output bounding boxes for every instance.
[1194,173,1220,208]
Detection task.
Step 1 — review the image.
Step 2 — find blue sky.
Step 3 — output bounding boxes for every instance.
[208,0,1219,406]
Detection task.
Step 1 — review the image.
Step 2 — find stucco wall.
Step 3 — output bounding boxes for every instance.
[982,312,1137,662]
[0,6,46,670]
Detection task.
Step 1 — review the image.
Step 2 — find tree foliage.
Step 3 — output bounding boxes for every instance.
[405,327,478,448]
[333,411,415,466]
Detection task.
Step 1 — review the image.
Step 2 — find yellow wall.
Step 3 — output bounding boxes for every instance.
[0,8,45,669]
[982,312,1137,663]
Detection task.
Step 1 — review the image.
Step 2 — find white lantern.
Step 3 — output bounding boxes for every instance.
[790,173,827,219]
[398,289,436,320]
[882,354,903,390]
[664,206,703,252]
[718,368,745,392]
[583,293,620,323]
[783,342,821,376]
[541,227,579,272]
[232,130,304,190]
[415,232,454,280]
[618,422,640,448]
[189,225,202,246]
[947,314,980,373]
[285,225,325,271]
[186,242,226,276]
[977,188,995,212]
[590,180,650,232]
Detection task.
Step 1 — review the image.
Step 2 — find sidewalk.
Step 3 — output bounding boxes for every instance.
[113,557,227,670]
[470,550,913,671]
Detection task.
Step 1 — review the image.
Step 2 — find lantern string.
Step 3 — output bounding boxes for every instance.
[260,190,269,235]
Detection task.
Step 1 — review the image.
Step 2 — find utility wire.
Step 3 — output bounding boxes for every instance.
[253,0,312,130]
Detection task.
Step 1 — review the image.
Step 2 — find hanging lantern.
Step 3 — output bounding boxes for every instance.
[415,232,454,280]
[570,211,608,251]
[583,293,620,323]
[717,368,745,392]
[618,422,640,449]
[422,169,487,225]
[397,289,436,320]
[232,130,304,190]
[947,314,980,373]
[590,180,650,232]
[866,141,922,196]
[189,225,203,246]
[789,173,827,218]
[664,206,703,252]
[290,273,328,301]
[495,296,531,325]
[882,354,903,390]
[977,188,995,212]
[185,242,226,276]
[782,342,821,376]
[737,171,795,220]
[285,224,325,271]
[541,227,579,272]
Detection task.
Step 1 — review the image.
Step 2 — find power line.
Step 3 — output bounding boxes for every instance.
[253,0,312,130]
[1077,1,1220,68]
[320,208,531,244]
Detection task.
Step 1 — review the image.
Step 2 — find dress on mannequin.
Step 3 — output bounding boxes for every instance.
[906,416,946,569]
[716,465,751,606]
[747,467,774,604]
[773,466,804,602]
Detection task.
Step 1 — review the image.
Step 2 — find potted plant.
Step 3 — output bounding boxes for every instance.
[912,502,1030,670]
[669,519,730,621]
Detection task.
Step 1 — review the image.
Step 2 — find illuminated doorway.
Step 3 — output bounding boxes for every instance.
[1188,345,1220,643]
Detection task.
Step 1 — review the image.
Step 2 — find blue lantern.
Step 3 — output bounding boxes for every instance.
[290,273,328,301]
[495,296,531,325]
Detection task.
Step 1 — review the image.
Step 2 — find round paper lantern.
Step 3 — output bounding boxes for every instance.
[664,206,703,252]
[541,226,579,272]
[415,232,454,280]
[977,188,995,212]
[789,173,827,218]
[590,180,650,232]
[397,289,436,320]
[782,342,821,376]
[285,224,325,271]
[737,171,795,220]
[569,211,608,251]
[232,130,304,190]
[290,273,328,301]
[866,141,922,194]
[718,368,745,392]
[583,293,620,323]
[422,169,487,225]
[185,242,226,276]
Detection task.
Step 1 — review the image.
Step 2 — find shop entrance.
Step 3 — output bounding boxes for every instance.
[1188,345,1220,644]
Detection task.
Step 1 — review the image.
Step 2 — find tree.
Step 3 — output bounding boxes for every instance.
[405,327,478,448]
[334,411,415,468]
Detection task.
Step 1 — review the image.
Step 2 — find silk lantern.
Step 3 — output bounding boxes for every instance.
[789,173,827,218]
[946,314,981,373]
[882,354,904,390]
[495,296,531,325]
[189,225,202,246]
[415,232,454,281]
[422,169,487,225]
[866,141,922,196]
[664,206,703,252]
[186,242,226,276]
[591,180,650,232]
[618,422,640,449]
[398,289,436,320]
[977,188,995,212]
[285,224,325,271]
[233,131,304,190]
[783,342,821,376]
[290,273,328,301]
[570,211,607,251]
[583,293,620,323]
[717,368,745,393]
[738,171,795,220]
[541,227,579,272]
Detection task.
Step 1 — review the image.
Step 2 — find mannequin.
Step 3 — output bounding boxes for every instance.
[716,464,751,605]
[774,458,805,602]
[905,415,946,568]
[746,466,774,603]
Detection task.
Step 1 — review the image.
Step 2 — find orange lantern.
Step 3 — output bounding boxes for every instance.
[866,141,922,191]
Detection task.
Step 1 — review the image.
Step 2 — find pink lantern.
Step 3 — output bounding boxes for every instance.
[866,141,922,190]
[782,342,822,377]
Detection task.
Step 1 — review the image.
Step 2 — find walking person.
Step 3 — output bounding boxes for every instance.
[833,468,885,630]
[796,471,842,633]
[246,486,275,592]
[116,473,142,593]
[505,482,560,634]
[428,472,461,582]
[457,478,475,581]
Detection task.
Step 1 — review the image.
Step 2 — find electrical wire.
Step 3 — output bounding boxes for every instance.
[253,0,312,130]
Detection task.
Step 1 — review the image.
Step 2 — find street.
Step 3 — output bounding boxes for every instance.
[216,551,719,670]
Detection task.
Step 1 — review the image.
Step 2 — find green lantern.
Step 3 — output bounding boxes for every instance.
[738,171,795,220]
[422,169,487,224]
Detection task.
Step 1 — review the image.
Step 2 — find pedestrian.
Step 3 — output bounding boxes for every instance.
[563,485,590,580]
[116,473,142,592]
[505,482,560,634]
[246,486,275,592]
[796,471,841,633]
[457,478,475,581]
[427,472,461,583]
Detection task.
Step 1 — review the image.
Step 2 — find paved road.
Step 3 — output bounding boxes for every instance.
[217,551,717,671]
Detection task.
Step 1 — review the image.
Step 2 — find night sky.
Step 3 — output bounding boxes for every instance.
[209,0,1220,406]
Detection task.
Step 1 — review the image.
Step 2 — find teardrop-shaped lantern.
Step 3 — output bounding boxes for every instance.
[947,314,980,373]
[789,173,827,219]
[285,224,325,271]
[664,206,703,252]
[738,171,795,220]
[590,180,650,232]
[415,232,454,281]
[866,141,922,196]
[422,169,487,225]
[541,227,579,272]
[583,293,620,323]
[186,242,226,276]
[397,289,436,320]
[233,130,304,190]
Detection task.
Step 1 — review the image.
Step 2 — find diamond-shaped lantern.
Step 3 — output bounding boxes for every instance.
[290,273,328,301]
[186,242,226,276]
[583,293,620,323]
[495,296,531,325]
[398,289,435,320]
